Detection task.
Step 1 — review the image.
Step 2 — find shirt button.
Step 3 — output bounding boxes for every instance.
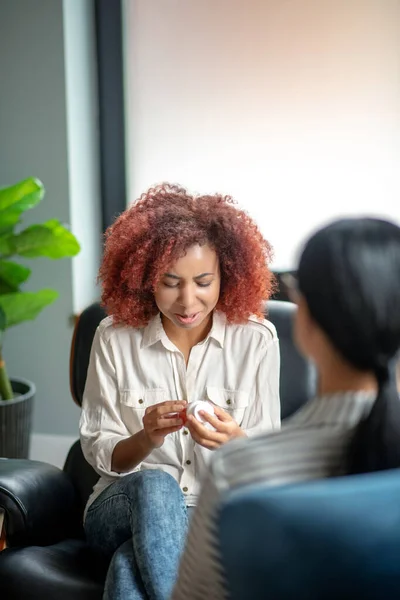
[183,486,188,492]
[186,460,191,465]
[183,430,189,435]
[226,399,232,405]
[138,399,144,404]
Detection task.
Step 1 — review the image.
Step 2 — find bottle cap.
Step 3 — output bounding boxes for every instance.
[186,401,215,429]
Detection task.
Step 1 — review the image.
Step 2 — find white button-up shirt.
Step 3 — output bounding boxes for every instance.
[80,311,280,513]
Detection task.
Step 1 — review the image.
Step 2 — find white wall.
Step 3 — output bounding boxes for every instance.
[124,0,400,269]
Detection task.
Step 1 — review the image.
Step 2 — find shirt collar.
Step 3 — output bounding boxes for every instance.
[142,311,226,350]
[142,313,166,349]
[208,311,226,348]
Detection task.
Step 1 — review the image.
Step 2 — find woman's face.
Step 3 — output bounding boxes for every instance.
[294,295,319,359]
[294,294,333,366]
[154,244,221,331]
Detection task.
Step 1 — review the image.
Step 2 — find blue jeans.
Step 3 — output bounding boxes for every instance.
[84,470,191,600]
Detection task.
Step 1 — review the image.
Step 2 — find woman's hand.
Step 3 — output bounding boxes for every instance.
[186,404,247,450]
[142,400,187,448]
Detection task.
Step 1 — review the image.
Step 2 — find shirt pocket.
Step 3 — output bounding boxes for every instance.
[119,389,166,429]
[206,386,250,426]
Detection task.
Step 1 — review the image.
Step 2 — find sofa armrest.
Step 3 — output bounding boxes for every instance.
[0,458,80,548]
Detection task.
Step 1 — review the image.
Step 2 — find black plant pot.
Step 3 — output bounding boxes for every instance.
[0,377,35,458]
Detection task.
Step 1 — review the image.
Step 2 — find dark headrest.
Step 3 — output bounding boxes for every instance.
[70,302,107,406]
[266,300,316,419]
[70,300,316,418]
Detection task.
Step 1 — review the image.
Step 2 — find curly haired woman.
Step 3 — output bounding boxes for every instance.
[79,184,280,600]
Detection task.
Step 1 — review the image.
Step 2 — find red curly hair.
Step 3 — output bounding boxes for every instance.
[99,184,275,327]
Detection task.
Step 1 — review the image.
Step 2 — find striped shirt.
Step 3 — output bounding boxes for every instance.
[171,391,375,600]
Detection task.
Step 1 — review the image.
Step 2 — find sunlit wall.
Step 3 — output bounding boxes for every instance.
[124,0,400,269]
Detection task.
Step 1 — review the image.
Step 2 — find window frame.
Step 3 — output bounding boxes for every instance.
[94,0,127,231]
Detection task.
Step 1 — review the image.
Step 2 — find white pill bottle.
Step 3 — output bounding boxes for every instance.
[186,400,215,430]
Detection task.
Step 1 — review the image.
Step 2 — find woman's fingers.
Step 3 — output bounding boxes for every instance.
[212,404,234,422]
[146,400,187,416]
[144,414,183,431]
[198,410,228,432]
[144,401,187,433]
[188,411,244,446]
[153,424,183,436]
[187,416,225,442]
[156,416,183,429]
[188,426,222,450]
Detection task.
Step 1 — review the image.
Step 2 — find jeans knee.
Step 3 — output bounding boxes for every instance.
[142,469,181,496]
[126,470,183,509]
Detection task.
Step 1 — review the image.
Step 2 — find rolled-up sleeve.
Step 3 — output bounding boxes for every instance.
[79,327,132,478]
[241,338,281,437]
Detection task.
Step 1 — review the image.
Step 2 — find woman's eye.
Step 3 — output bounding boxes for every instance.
[162,280,212,289]
[163,282,179,288]
[197,282,212,288]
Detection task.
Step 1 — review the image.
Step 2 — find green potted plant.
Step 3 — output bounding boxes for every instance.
[0,177,80,458]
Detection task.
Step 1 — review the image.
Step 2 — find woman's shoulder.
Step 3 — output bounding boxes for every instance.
[96,315,144,344]
[248,315,277,338]
[224,314,278,344]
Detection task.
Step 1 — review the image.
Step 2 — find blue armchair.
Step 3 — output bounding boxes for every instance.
[218,468,400,599]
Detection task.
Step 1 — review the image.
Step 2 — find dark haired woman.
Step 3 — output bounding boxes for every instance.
[79,184,280,599]
[172,217,400,600]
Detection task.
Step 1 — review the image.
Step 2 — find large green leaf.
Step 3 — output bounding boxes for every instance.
[2,219,80,259]
[0,178,44,212]
[0,289,58,328]
[0,236,11,256]
[0,208,21,235]
[0,260,31,294]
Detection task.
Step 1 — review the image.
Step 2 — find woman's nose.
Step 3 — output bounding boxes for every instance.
[177,284,196,308]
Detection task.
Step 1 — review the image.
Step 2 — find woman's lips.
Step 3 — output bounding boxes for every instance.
[175,313,200,325]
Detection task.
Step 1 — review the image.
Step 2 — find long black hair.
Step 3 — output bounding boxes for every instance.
[297,218,400,474]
